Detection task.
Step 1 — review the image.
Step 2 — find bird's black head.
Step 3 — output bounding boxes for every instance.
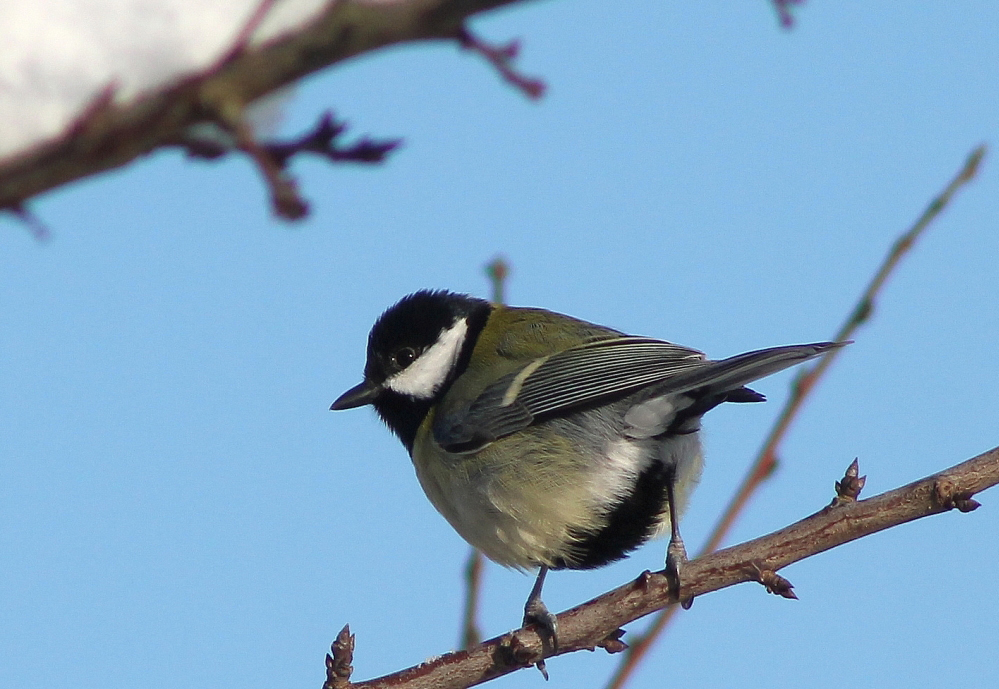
[331,290,492,451]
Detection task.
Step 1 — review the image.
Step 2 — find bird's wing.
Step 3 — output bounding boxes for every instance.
[433,336,704,451]
[433,338,841,452]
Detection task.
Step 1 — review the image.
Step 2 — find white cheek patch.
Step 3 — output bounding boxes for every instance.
[385,318,469,399]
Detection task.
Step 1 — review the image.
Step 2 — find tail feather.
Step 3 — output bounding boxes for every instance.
[671,341,847,396]
[725,386,766,403]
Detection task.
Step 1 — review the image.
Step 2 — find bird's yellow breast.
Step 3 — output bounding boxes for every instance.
[410,408,615,569]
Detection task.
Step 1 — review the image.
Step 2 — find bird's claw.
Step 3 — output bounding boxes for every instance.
[665,537,693,609]
[524,597,559,651]
[523,596,558,678]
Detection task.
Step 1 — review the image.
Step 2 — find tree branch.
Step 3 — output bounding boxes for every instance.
[772,0,806,28]
[0,0,537,215]
[604,142,987,689]
[327,446,998,689]
[457,27,545,99]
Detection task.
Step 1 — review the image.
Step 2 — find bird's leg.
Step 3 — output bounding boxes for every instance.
[523,565,558,678]
[664,469,693,609]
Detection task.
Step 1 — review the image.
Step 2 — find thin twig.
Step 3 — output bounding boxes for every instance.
[233,120,310,219]
[460,550,484,649]
[485,256,510,305]
[345,446,999,689]
[261,112,401,166]
[457,27,546,100]
[603,143,987,689]
[459,256,512,650]
[0,0,532,212]
[772,0,806,28]
[214,0,282,68]
[179,111,400,219]
[5,203,52,241]
[323,624,355,689]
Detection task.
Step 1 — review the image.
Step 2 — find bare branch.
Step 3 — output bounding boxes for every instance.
[748,561,797,599]
[460,549,485,650]
[234,118,311,219]
[215,0,282,68]
[260,113,402,166]
[772,0,806,28]
[485,256,510,305]
[324,625,356,689]
[603,142,987,689]
[4,203,52,241]
[179,112,401,165]
[832,458,866,505]
[176,112,402,219]
[0,0,534,214]
[457,27,546,99]
[333,446,998,689]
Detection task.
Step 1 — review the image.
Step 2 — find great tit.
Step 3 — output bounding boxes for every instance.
[332,290,842,650]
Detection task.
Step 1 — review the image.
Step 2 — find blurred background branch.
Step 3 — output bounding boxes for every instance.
[0,0,535,219]
[459,255,511,650]
[603,143,987,689]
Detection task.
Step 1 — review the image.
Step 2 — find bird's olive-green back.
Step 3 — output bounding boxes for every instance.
[436,305,622,422]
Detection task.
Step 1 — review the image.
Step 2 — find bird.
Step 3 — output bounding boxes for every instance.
[331,289,842,662]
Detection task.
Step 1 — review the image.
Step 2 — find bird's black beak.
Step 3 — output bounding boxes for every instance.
[330,380,382,410]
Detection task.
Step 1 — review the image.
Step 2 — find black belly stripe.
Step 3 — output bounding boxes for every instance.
[552,460,671,570]
[551,386,765,570]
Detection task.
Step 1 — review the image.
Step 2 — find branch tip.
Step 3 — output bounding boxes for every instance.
[182,112,401,169]
[751,563,797,599]
[264,112,402,167]
[934,480,981,513]
[324,624,355,689]
[5,203,52,241]
[485,256,511,304]
[457,26,546,100]
[959,144,987,183]
[460,549,484,649]
[207,112,400,220]
[597,629,629,654]
[230,120,309,219]
[772,0,806,28]
[954,496,982,512]
[832,458,866,505]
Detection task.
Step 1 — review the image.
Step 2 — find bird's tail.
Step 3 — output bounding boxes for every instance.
[669,341,848,396]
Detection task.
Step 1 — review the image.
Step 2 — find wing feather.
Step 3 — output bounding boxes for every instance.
[434,337,704,450]
[434,337,843,452]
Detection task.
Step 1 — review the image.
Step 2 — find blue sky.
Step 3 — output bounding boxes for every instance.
[2,2,998,689]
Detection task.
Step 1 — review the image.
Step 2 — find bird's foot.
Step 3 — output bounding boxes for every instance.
[523,594,558,679]
[665,537,693,609]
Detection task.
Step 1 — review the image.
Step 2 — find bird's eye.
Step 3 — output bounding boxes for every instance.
[392,347,417,369]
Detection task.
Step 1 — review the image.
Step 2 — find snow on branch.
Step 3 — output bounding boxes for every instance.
[0,0,539,220]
